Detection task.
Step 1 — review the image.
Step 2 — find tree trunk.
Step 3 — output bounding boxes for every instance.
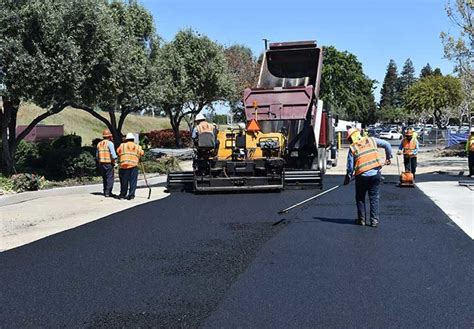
[170,119,182,148]
[433,108,443,129]
[0,99,19,175]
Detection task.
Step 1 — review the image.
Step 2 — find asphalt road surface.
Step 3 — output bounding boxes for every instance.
[1,175,472,328]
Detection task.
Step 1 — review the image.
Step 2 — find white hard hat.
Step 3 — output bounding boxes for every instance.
[125,132,135,141]
[195,113,206,121]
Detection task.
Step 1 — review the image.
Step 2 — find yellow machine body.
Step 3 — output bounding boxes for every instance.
[215,129,286,160]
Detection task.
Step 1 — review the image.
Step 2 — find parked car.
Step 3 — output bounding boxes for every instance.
[380,130,402,140]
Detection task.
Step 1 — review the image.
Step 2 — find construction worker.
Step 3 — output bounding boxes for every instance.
[96,129,117,197]
[467,127,474,177]
[344,128,392,227]
[398,128,419,178]
[192,113,217,145]
[117,133,144,200]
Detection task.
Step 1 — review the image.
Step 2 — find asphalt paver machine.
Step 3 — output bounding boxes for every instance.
[167,40,337,192]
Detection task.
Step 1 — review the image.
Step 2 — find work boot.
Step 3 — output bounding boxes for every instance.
[118,194,126,200]
[354,218,365,226]
[126,195,135,200]
[370,219,379,228]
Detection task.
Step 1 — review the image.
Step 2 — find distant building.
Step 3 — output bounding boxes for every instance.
[16,125,64,143]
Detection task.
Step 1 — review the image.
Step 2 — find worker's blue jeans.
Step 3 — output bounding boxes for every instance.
[355,172,381,223]
[119,167,139,198]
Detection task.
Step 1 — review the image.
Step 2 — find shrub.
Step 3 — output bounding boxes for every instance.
[148,129,191,148]
[0,175,14,193]
[52,134,82,149]
[141,156,181,174]
[11,173,45,192]
[15,140,41,172]
[63,151,97,178]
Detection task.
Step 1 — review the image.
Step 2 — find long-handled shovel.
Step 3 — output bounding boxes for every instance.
[140,162,152,199]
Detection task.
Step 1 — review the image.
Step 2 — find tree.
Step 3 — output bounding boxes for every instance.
[73,0,158,147]
[320,46,377,124]
[0,0,115,175]
[155,29,234,146]
[397,58,417,106]
[406,75,463,127]
[441,0,473,125]
[420,63,433,78]
[224,45,259,122]
[380,59,399,109]
[0,0,158,175]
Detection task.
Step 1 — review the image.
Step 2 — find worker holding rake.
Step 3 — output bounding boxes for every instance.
[344,128,392,227]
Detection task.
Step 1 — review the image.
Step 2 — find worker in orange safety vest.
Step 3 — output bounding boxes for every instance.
[344,128,392,227]
[467,127,474,177]
[96,129,118,197]
[117,133,144,200]
[398,128,419,178]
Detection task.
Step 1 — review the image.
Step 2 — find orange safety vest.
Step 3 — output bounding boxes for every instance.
[350,137,381,176]
[117,142,144,169]
[468,135,474,152]
[197,121,215,135]
[97,140,112,164]
[402,138,417,157]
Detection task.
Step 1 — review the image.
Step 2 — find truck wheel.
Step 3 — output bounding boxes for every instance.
[318,148,327,175]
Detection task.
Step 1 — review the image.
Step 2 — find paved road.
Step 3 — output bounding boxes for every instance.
[1,175,472,328]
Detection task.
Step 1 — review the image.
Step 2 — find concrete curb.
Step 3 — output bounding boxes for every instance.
[0,175,168,207]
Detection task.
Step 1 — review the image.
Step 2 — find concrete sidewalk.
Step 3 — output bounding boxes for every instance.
[417,180,474,239]
[0,175,169,252]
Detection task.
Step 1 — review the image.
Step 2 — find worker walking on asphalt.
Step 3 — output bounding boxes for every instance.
[117,133,144,200]
[398,128,419,178]
[96,129,118,197]
[467,127,474,177]
[344,128,392,227]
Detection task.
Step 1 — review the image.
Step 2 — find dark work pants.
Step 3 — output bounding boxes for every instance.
[355,173,381,223]
[403,156,417,177]
[119,167,139,197]
[99,163,114,195]
[469,151,474,176]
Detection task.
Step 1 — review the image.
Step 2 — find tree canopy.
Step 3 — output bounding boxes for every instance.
[320,46,376,124]
[405,75,463,127]
[154,29,233,146]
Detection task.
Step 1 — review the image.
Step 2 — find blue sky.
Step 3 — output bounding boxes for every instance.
[140,0,456,102]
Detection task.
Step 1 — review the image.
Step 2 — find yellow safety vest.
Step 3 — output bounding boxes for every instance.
[117,142,144,169]
[97,140,112,164]
[468,135,474,152]
[402,138,417,157]
[197,121,215,134]
[350,137,381,176]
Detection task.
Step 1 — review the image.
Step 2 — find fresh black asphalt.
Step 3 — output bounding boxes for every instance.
[1,174,472,328]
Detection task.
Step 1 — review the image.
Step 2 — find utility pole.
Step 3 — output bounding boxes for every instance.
[262,38,269,51]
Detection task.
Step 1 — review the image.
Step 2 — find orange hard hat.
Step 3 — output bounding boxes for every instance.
[405,128,413,136]
[102,129,112,138]
[347,128,360,141]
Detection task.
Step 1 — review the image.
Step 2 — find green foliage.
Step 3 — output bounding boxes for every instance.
[0,175,15,193]
[141,156,181,174]
[15,140,40,172]
[11,173,45,192]
[63,151,97,178]
[420,63,433,78]
[406,75,464,127]
[377,107,410,123]
[380,59,399,109]
[155,29,234,146]
[320,46,376,124]
[224,44,259,121]
[397,58,417,107]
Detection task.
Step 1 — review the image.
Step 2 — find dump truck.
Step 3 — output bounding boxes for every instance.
[167,40,338,192]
